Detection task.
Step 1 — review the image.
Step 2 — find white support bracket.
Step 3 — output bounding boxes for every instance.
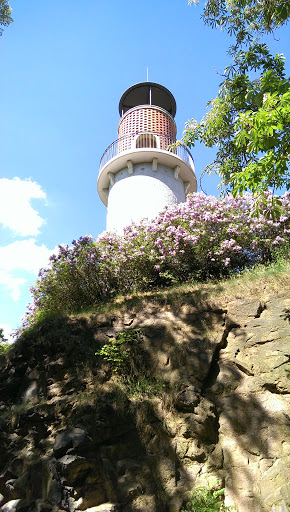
[184,182,190,195]
[174,166,180,180]
[103,188,109,199]
[108,172,115,186]
[152,158,158,172]
[127,160,134,175]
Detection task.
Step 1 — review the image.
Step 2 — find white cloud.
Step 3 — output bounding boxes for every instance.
[0,239,57,301]
[0,270,26,302]
[0,238,54,274]
[0,177,46,236]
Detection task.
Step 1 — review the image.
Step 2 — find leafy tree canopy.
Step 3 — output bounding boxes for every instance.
[0,328,10,355]
[193,0,290,44]
[183,0,290,206]
[0,0,12,35]
[0,328,7,342]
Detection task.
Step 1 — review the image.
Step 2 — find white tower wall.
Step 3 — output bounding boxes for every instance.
[106,163,186,233]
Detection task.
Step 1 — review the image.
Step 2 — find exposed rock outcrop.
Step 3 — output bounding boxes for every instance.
[0,291,289,512]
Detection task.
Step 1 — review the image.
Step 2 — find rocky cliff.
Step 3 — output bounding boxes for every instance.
[0,280,289,512]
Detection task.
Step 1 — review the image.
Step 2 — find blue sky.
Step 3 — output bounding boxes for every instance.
[0,0,289,338]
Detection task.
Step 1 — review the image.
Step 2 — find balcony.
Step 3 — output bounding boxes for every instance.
[98,132,197,205]
[99,132,195,174]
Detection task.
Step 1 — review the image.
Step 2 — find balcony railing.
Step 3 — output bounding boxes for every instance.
[99,132,194,173]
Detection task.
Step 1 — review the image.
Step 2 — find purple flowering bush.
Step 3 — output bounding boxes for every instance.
[26,192,289,326]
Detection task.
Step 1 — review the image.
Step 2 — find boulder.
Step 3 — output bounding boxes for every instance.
[81,503,119,512]
[174,386,200,411]
[0,500,26,512]
[53,429,87,459]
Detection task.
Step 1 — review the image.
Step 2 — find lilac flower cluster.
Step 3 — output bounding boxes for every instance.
[24,192,289,329]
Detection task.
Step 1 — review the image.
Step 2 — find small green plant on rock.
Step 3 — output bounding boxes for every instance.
[95,328,144,376]
[127,376,166,398]
[95,328,167,398]
[181,487,235,512]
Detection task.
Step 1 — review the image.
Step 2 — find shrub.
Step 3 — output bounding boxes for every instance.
[181,487,234,511]
[95,328,144,377]
[23,192,290,328]
[0,342,10,356]
[0,328,10,355]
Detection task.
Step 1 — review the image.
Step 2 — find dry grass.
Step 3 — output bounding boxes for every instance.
[75,259,290,319]
[206,259,290,303]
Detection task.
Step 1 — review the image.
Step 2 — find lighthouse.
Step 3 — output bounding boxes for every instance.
[98,82,197,233]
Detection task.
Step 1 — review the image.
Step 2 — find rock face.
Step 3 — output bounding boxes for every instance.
[0,291,289,512]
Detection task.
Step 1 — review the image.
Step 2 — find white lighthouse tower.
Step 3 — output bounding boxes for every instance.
[98,82,197,233]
